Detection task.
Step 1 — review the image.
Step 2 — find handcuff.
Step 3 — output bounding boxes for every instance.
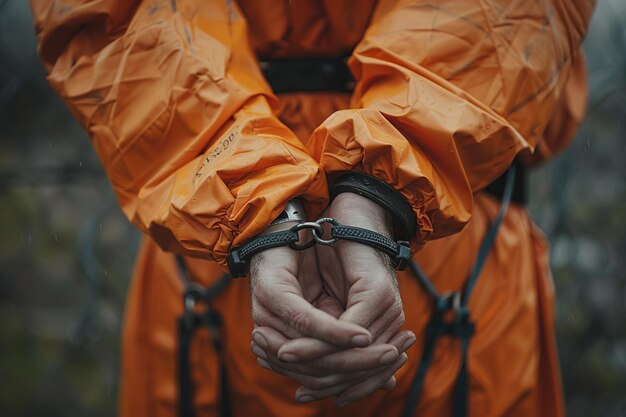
[227,173,417,278]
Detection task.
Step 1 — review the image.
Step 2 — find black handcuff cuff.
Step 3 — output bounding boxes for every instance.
[227,217,411,277]
[227,173,418,278]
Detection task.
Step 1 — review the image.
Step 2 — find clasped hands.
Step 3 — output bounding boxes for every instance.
[249,193,415,407]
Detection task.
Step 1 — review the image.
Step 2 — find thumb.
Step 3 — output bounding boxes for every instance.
[335,247,404,337]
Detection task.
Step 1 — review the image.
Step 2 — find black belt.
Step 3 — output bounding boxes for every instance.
[260,53,354,94]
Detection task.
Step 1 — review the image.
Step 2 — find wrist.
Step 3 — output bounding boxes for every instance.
[329,193,394,239]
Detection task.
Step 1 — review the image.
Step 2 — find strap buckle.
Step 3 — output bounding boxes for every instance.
[432,292,475,339]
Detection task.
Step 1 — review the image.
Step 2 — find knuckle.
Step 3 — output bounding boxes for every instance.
[309,378,327,390]
[290,310,315,336]
[301,375,325,390]
[328,356,347,372]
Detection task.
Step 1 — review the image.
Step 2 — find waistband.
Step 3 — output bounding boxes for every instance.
[260,53,354,94]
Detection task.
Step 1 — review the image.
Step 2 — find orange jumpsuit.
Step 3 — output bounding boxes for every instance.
[30,0,594,416]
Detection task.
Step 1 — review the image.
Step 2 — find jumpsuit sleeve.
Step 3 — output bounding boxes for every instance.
[30,0,328,265]
[307,0,595,245]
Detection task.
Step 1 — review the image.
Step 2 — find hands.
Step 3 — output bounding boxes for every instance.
[249,193,414,406]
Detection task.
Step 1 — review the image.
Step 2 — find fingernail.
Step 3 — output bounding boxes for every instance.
[379,349,398,366]
[402,335,416,352]
[297,395,314,403]
[252,332,268,350]
[351,334,371,347]
[278,353,297,363]
[252,345,267,360]
[382,376,397,390]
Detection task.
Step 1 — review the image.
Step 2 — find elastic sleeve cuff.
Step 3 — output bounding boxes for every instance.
[328,172,417,241]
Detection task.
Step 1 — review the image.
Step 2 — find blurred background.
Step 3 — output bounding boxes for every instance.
[0,1,624,416]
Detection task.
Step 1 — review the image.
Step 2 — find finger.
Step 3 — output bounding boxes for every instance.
[387,330,416,355]
[252,327,342,363]
[252,326,290,356]
[251,302,301,339]
[250,295,343,354]
[300,344,399,372]
[256,282,372,347]
[364,301,406,343]
[259,354,401,393]
[329,238,404,333]
[258,341,399,375]
[252,296,372,347]
[283,333,413,400]
[335,353,408,407]
[294,355,406,403]
[381,376,396,391]
[250,332,414,386]
[277,291,372,347]
[250,247,371,347]
[276,337,340,362]
[340,280,403,333]
[315,293,344,319]
[275,329,415,364]
[253,345,326,378]
[257,357,371,390]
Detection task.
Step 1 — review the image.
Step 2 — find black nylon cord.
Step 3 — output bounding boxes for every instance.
[401,165,516,417]
[176,256,232,417]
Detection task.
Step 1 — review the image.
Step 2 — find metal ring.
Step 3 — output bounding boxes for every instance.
[290,221,323,235]
[184,293,197,313]
[289,238,316,250]
[184,282,207,311]
[436,291,455,313]
[289,221,323,250]
[315,217,339,227]
[452,292,462,311]
[313,217,339,246]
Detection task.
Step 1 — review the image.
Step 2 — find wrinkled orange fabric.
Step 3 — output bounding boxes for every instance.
[31,0,594,416]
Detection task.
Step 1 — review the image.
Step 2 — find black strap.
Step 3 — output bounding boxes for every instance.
[260,53,354,94]
[176,256,232,417]
[227,230,299,277]
[227,219,411,277]
[402,164,516,417]
[331,225,410,270]
[178,312,194,417]
[463,164,516,302]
